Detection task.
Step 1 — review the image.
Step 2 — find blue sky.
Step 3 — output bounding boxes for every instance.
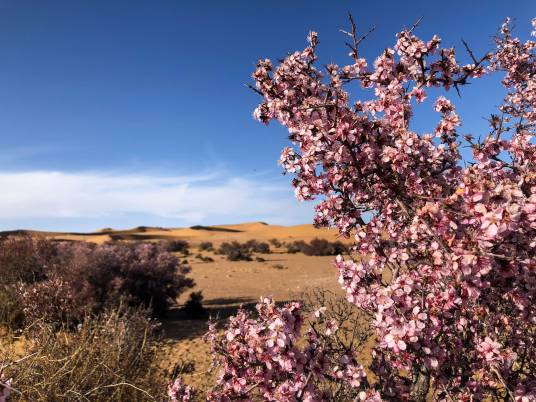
[0,0,534,231]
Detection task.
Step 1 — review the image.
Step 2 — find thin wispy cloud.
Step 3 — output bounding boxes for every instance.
[0,170,313,231]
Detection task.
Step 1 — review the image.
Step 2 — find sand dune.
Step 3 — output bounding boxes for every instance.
[0,221,348,246]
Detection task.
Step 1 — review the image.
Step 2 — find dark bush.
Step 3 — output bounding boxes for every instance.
[244,239,271,254]
[284,239,347,256]
[182,291,206,319]
[0,285,24,329]
[4,239,194,326]
[217,241,252,261]
[54,242,194,319]
[285,240,307,254]
[216,240,270,260]
[158,239,190,254]
[199,241,213,251]
[0,236,57,284]
[301,238,347,256]
[255,256,266,262]
[268,238,282,248]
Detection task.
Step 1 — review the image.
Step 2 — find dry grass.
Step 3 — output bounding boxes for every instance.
[2,306,167,402]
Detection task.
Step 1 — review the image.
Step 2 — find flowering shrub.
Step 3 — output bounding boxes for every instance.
[19,275,78,327]
[203,296,371,401]
[176,15,536,400]
[0,286,24,329]
[250,14,536,400]
[168,377,196,402]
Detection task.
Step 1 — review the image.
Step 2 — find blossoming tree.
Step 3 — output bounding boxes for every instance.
[171,16,536,401]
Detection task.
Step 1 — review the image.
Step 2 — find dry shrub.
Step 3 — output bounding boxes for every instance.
[198,242,213,251]
[195,254,214,263]
[0,286,24,330]
[216,242,252,261]
[2,306,166,402]
[285,240,306,254]
[0,238,194,328]
[18,276,77,328]
[216,240,270,261]
[47,241,194,320]
[243,240,270,254]
[158,240,190,255]
[268,238,282,248]
[0,236,56,285]
[301,238,347,256]
[285,239,347,256]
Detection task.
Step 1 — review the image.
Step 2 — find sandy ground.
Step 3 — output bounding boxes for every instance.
[160,250,346,390]
[1,222,352,390]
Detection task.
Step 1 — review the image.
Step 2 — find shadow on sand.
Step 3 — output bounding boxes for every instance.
[160,297,292,341]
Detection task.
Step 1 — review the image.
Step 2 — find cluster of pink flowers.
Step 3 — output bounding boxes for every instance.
[203,297,371,401]
[168,377,195,402]
[247,15,536,400]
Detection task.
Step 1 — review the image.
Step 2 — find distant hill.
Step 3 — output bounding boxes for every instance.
[0,221,348,245]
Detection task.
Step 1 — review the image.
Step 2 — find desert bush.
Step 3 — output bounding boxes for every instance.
[216,240,270,260]
[284,240,306,254]
[255,256,266,262]
[2,306,166,401]
[199,241,213,251]
[54,242,194,319]
[3,240,194,326]
[268,238,282,248]
[19,276,79,327]
[301,238,347,256]
[158,239,190,254]
[217,241,252,261]
[182,291,206,319]
[0,236,57,285]
[244,239,271,254]
[0,286,24,330]
[284,239,346,256]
